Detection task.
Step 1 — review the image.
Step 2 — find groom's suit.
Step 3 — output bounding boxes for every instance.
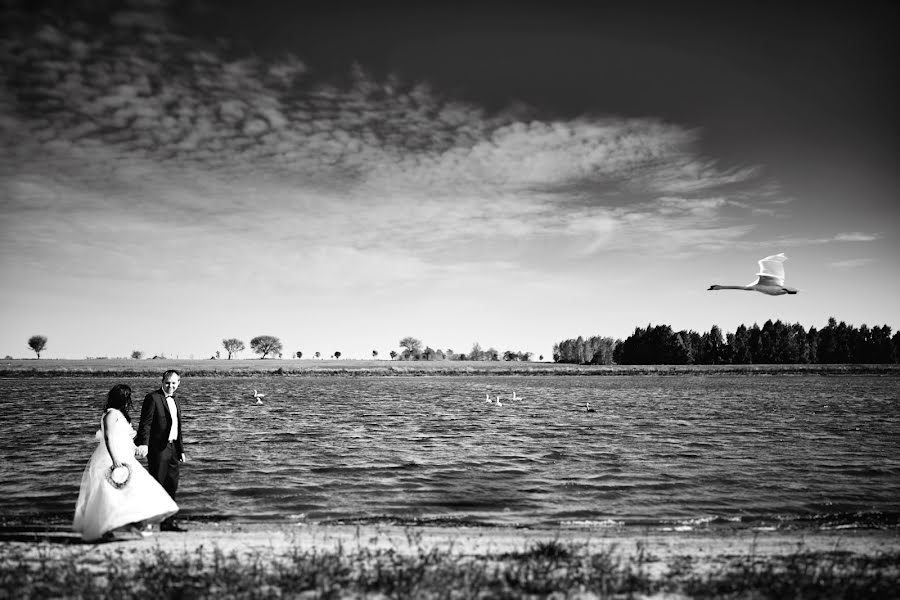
[135,388,184,500]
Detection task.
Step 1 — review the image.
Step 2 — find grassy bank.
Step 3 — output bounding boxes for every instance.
[2,358,898,377]
[3,536,898,599]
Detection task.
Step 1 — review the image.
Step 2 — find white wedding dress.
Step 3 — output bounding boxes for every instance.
[72,408,178,541]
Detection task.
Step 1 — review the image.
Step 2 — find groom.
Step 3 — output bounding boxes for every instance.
[135,369,186,532]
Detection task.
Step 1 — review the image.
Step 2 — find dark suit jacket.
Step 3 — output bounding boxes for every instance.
[135,388,184,458]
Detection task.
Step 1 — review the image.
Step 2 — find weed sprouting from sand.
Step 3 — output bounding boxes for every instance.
[3,539,899,599]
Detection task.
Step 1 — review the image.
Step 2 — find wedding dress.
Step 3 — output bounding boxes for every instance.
[72,408,178,541]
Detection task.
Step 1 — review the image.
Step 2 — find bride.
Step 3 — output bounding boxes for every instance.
[73,384,178,541]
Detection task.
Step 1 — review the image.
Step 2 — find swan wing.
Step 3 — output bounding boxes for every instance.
[756,254,787,286]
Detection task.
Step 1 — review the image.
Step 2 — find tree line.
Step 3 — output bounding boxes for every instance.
[553,318,900,365]
[22,332,542,362]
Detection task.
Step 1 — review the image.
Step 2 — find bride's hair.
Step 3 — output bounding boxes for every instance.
[106,384,134,422]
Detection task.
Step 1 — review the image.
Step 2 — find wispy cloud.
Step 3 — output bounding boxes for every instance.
[828,258,875,269]
[0,3,782,288]
[834,232,881,242]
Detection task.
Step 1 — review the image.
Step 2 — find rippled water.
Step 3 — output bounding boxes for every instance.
[2,375,899,531]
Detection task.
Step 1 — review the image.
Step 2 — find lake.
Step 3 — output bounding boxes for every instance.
[2,374,898,531]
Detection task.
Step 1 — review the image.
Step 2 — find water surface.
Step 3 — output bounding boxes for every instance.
[2,375,898,531]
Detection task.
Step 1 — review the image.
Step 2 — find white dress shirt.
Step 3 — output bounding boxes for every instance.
[166,395,178,442]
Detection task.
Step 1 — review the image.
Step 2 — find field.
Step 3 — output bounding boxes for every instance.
[2,358,898,377]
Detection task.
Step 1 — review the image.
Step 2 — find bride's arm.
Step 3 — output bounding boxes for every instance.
[102,411,126,468]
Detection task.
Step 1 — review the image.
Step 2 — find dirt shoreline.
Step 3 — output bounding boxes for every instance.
[5,523,898,597]
[4,522,899,564]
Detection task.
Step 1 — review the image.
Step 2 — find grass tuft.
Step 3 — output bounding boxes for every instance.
[2,540,899,599]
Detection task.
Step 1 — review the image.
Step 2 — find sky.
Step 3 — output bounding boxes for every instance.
[1,0,898,360]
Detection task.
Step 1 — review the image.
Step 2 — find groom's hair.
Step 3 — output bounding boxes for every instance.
[162,369,180,380]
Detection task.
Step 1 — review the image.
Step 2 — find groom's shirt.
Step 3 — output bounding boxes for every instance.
[166,395,178,442]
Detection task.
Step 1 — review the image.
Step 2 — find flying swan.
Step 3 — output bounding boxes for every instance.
[708,253,798,296]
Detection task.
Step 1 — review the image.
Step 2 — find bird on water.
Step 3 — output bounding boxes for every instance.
[708,253,798,296]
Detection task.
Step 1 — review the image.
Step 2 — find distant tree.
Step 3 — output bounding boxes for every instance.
[334,351,341,359]
[28,335,47,358]
[684,330,702,364]
[372,350,378,359]
[791,323,810,364]
[893,331,900,364]
[422,346,435,360]
[731,324,752,364]
[539,354,544,361]
[315,351,320,359]
[806,326,819,363]
[469,342,484,361]
[586,337,616,365]
[669,331,692,365]
[222,338,245,360]
[250,335,283,359]
[434,348,446,360]
[399,336,423,360]
[131,350,144,360]
[701,325,725,365]
[872,325,896,363]
[296,351,303,359]
[389,350,397,360]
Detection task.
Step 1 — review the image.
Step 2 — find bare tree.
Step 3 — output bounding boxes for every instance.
[250,335,282,359]
[222,338,245,360]
[389,350,397,360]
[28,335,47,358]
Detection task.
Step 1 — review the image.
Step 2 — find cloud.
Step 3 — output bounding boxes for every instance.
[0,4,782,283]
[828,258,875,269]
[834,232,881,242]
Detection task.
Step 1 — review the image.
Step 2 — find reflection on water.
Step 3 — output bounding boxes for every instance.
[2,375,899,530]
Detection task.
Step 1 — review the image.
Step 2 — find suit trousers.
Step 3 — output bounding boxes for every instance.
[147,441,180,500]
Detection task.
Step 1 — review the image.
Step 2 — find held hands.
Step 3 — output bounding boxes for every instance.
[132,446,183,461]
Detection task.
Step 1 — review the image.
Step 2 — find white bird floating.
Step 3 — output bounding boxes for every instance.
[585,402,596,413]
[485,393,493,403]
[494,395,503,407]
[708,253,798,296]
[512,391,523,401]
[253,389,266,404]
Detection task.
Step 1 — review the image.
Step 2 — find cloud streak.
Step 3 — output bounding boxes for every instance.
[0,3,789,292]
